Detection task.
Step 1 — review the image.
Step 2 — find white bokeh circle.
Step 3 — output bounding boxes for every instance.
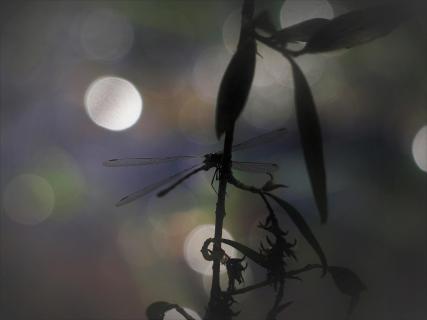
[84,76,143,131]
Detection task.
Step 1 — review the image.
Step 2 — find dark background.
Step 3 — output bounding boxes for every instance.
[1,1,426,319]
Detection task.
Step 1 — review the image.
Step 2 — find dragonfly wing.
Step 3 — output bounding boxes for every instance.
[232,161,279,174]
[116,164,201,206]
[231,127,287,152]
[103,155,200,167]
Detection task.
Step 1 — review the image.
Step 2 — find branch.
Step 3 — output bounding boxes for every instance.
[228,264,323,296]
[287,264,323,277]
[175,305,197,320]
[227,173,263,194]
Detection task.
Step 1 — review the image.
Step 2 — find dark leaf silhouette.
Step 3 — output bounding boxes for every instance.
[273,18,330,43]
[221,238,269,269]
[303,3,410,54]
[329,266,366,314]
[287,56,328,223]
[215,0,256,138]
[266,193,327,276]
[146,301,176,320]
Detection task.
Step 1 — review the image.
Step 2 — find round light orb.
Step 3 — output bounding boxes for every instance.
[80,9,134,61]
[412,125,427,172]
[222,11,276,88]
[192,46,231,103]
[222,9,240,54]
[280,0,334,28]
[264,47,327,88]
[178,95,217,146]
[242,83,294,129]
[84,76,143,131]
[184,224,236,275]
[164,307,201,320]
[117,218,153,268]
[3,174,55,225]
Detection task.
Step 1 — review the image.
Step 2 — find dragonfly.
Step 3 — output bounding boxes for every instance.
[104,127,287,206]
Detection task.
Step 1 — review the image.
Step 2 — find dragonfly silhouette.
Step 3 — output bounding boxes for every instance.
[104,127,287,206]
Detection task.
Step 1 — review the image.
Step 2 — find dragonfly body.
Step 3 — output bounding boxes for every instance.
[104,127,287,206]
[203,153,223,169]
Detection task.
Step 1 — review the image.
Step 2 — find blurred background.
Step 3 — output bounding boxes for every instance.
[1,0,426,319]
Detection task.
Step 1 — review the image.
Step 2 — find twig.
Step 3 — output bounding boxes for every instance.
[228,264,324,296]
[207,126,234,314]
[175,305,197,320]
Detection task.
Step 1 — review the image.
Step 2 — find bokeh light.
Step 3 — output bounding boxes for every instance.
[3,174,55,225]
[264,48,327,88]
[222,10,276,88]
[164,307,201,320]
[412,125,427,172]
[280,0,334,28]
[184,224,236,275]
[84,76,143,131]
[192,46,231,103]
[117,217,154,268]
[178,94,217,146]
[33,147,87,218]
[242,83,294,130]
[80,8,134,61]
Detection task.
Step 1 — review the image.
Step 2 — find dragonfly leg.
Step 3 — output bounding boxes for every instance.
[210,168,218,195]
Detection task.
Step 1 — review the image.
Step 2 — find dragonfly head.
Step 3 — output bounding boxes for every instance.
[204,152,223,168]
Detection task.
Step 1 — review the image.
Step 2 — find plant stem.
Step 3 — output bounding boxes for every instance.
[266,279,285,320]
[229,264,324,296]
[207,127,234,317]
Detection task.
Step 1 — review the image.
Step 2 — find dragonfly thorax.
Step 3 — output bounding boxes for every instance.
[203,152,223,168]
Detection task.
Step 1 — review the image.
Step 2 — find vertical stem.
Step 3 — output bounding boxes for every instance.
[208,127,234,313]
[266,279,285,320]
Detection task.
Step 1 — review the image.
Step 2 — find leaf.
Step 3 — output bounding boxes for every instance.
[328,266,367,314]
[273,18,330,43]
[303,3,410,53]
[329,266,366,297]
[287,56,328,223]
[220,238,269,269]
[266,193,328,276]
[215,3,256,138]
[146,301,176,320]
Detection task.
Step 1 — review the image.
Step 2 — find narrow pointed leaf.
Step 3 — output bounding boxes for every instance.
[303,3,410,53]
[329,266,366,294]
[146,301,176,320]
[287,56,328,223]
[215,1,256,138]
[221,238,269,269]
[273,18,330,43]
[266,193,328,276]
[329,266,366,314]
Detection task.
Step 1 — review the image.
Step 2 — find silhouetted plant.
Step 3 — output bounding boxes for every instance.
[104,1,413,319]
